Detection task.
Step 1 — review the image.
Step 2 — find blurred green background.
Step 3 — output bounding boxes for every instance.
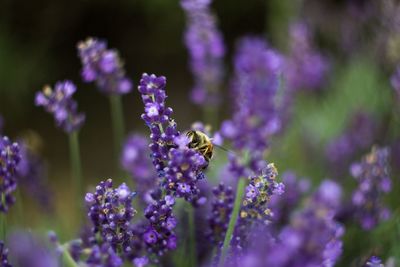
[1,0,399,265]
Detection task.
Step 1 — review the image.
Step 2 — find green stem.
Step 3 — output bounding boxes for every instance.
[218,178,246,267]
[109,95,125,176]
[69,131,83,206]
[62,246,79,267]
[0,213,6,241]
[187,203,197,267]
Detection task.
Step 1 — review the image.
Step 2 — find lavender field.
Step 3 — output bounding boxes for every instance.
[0,0,399,266]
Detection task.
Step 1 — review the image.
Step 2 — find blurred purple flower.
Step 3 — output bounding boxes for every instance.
[0,136,21,213]
[35,81,85,133]
[16,138,53,211]
[263,180,344,267]
[121,134,156,203]
[207,183,234,246]
[77,37,132,95]
[8,231,59,267]
[269,171,310,227]
[351,146,391,230]
[326,111,378,176]
[0,241,12,267]
[285,22,330,92]
[391,67,400,98]
[365,256,384,267]
[181,0,225,106]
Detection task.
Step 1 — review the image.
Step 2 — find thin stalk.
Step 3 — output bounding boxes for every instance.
[62,246,79,267]
[0,213,6,241]
[218,178,246,267]
[109,95,125,176]
[187,203,197,267]
[68,131,83,206]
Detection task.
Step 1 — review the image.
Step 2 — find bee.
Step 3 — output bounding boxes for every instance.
[186,130,214,168]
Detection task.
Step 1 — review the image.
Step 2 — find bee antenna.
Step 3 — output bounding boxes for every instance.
[213,143,237,156]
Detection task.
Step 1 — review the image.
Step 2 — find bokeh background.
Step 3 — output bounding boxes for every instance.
[1,0,400,266]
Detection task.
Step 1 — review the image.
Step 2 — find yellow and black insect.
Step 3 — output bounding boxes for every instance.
[186,130,214,168]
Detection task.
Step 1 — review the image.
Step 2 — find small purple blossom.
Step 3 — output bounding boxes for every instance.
[181,0,225,106]
[0,136,21,212]
[365,256,384,267]
[133,256,149,267]
[35,81,85,133]
[351,146,391,230]
[77,37,132,95]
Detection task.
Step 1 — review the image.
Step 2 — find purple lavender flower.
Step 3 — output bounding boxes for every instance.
[8,231,59,267]
[77,37,133,95]
[391,67,400,98]
[351,146,391,230]
[85,179,137,251]
[221,37,283,165]
[207,183,234,246]
[0,136,21,212]
[0,241,12,267]
[85,244,123,267]
[263,180,344,267]
[138,73,207,202]
[365,256,384,267]
[326,111,378,176]
[285,22,330,92]
[121,134,156,203]
[269,171,310,227]
[181,0,225,106]
[35,81,85,133]
[240,164,284,224]
[16,137,53,211]
[137,73,179,173]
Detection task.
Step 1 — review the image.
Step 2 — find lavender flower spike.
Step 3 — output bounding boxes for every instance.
[0,136,21,212]
[78,37,133,95]
[0,241,12,267]
[351,146,391,230]
[365,256,384,267]
[35,81,85,133]
[181,0,225,106]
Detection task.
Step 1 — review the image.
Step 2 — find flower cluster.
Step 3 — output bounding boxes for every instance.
[35,81,85,133]
[181,0,225,106]
[0,241,12,267]
[137,73,179,173]
[138,73,206,201]
[207,183,234,246]
[85,179,137,253]
[121,134,156,203]
[84,244,123,267]
[264,180,344,267]
[350,146,391,230]
[221,37,283,155]
[326,111,378,176]
[269,171,310,227]
[240,163,284,223]
[285,22,330,92]
[77,37,132,95]
[0,136,21,212]
[143,195,178,257]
